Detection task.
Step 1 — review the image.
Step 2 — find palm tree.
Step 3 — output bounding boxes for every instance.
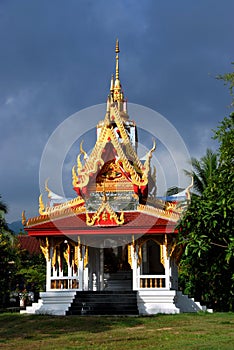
[0,195,8,214]
[185,149,218,195]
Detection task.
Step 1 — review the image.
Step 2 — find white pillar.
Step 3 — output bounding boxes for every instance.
[67,253,72,276]
[100,246,104,290]
[84,267,89,290]
[83,246,89,290]
[52,265,56,278]
[165,254,170,290]
[46,258,51,291]
[78,259,83,290]
[132,244,138,290]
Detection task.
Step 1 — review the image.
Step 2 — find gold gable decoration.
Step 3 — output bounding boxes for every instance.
[86,195,124,226]
[72,102,156,191]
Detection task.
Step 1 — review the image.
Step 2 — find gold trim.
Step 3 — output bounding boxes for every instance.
[52,246,57,267]
[160,244,165,268]
[86,196,124,226]
[40,237,50,261]
[63,244,70,266]
[128,244,132,268]
[84,246,88,269]
[25,197,85,227]
[73,104,151,190]
[39,194,45,215]
[137,245,142,267]
[137,204,180,222]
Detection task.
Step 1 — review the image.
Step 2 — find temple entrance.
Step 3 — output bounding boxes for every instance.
[104,245,132,290]
[141,239,165,275]
[104,246,131,273]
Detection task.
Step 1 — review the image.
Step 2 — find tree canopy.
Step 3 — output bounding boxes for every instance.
[178,70,234,311]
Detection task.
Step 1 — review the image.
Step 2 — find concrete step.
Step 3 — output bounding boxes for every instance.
[175,291,213,313]
[104,271,132,290]
[67,291,139,316]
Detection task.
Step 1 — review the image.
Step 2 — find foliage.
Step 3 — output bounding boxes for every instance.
[178,70,234,311]
[0,197,18,307]
[15,249,46,295]
[178,192,234,310]
[0,195,45,307]
[0,195,8,214]
[184,149,218,195]
[216,62,234,106]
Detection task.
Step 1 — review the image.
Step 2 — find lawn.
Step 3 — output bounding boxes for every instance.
[0,312,233,350]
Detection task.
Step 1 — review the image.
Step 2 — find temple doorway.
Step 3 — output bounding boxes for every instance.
[104,245,131,273]
[103,245,132,290]
[141,239,165,275]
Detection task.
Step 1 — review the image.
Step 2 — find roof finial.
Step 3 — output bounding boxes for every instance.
[115,38,120,80]
[115,38,120,53]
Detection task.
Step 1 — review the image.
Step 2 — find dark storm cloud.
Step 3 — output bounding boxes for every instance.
[0,0,233,222]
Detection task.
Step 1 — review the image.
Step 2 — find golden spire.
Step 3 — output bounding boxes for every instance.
[113,38,123,103]
[115,39,120,80]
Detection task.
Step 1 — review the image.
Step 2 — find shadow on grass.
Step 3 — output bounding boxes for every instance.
[0,313,144,340]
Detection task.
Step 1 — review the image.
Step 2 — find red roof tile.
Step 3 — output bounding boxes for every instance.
[25,211,178,237]
[18,235,41,254]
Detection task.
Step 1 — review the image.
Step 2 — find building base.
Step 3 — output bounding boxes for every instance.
[21,289,212,316]
[137,290,180,315]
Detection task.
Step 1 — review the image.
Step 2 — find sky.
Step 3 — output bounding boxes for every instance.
[0,0,233,223]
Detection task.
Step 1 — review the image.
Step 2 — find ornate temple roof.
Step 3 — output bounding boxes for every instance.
[23,40,190,236]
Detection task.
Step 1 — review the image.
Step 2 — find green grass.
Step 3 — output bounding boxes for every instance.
[0,312,233,349]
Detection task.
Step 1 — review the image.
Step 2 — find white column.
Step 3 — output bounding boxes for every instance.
[78,258,83,290]
[83,246,89,290]
[84,267,89,290]
[46,258,51,291]
[132,244,138,290]
[67,247,72,288]
[100,246,104,290]
[165,252,170,290]
[161,235,170,290]
[52,265,57,278]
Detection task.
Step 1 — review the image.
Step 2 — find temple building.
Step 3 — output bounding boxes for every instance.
[22,40,206,315]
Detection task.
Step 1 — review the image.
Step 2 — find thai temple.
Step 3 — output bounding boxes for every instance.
[22,40,206,315]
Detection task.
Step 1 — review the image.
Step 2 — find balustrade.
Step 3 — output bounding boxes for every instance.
[139,275,166,289]
[50,277,80,290]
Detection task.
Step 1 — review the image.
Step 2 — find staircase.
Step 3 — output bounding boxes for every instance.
[104,271,132,291]
[175,291,213,313]
[66,291,139,315]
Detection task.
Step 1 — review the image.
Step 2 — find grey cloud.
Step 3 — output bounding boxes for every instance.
[0,0,233,222]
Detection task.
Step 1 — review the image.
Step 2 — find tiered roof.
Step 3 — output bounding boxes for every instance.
[23,40,190,235]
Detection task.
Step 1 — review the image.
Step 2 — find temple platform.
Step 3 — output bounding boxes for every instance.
[21,289,211,316]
